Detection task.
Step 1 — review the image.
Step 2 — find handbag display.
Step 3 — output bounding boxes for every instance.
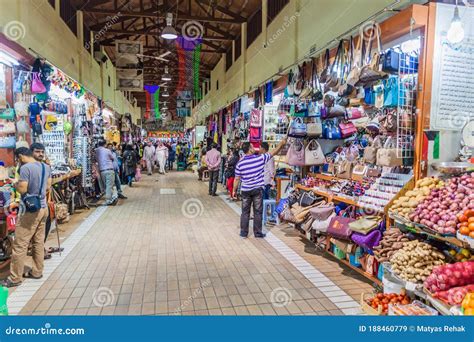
[351,164,368,182]
[0,120,16,135]
[0,104,16,121]
[363,136,382,164]
[323,120,342,140]
[250,108,263,127]
[336,160,353,179]
[366,166,382,178]
[327,207,356,240]
[306,118,323,137]
[31,72,47,94]
[349,216,382,234]
[299,191,319,207]
[351,229,382,250]
[355,25,388,87]
[16,119,30,134]
[305,139,326,165]
[328,104,346,118]
[310,202,335,220]
[312,212,336,233]
[338,121,357,138]
[302,216,315,232]
[288,117,307,138]
[376,137,402,167]
[14,100,28,117]
[0,136,16,149]
[319,49,331,83]
[311,58,324,102]
[383,76,400,107]
[286,140,306,166]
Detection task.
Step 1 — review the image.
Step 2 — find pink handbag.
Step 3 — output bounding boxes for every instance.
[286,140,305,166]
[347,107,363,120]
[31,72,46,94]
[338,121,357,138]
[327,207,356,240]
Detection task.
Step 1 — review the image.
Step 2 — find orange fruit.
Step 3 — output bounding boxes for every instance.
[469,223,474,231]
[469,231,474,239]
[459,215,468,223]
[460,226,470,235]
[466,209,474,218]
[469,217,474,223]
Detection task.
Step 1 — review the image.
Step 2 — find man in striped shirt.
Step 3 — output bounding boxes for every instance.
[233,139,287,238]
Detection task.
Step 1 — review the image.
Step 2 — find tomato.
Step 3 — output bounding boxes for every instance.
[401,299,410,305]
[383,304,389,311]
[465,209,474,218]
[377,293,384,299]
[460,226,470,236]
[459,214,468,223]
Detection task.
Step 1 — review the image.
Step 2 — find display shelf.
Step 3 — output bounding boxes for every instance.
[424,290,455,316]
[295,184,358,206]
[52,169,82,185]
[391,213,473,250]
[326,249,382,286]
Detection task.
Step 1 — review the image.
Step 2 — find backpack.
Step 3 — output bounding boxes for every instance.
[125,152,135,167]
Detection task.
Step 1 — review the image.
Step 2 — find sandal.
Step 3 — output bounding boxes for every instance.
[47,247,64,254]
[1,278,22,288]
[44,253,52,260]
[23,271,43,280]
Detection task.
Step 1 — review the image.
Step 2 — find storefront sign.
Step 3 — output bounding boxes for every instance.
[431,4,474,130]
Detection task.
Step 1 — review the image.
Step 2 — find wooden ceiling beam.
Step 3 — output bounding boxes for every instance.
[102,28,232,41]
[195,0,246,22]
[82,8,245,23]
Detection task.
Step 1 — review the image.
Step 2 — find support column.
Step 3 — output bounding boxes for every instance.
[262,0,268,47]
[232,40,235,64]
[77,10,84,83]
[55,0,60,15]
[241,22,247,94]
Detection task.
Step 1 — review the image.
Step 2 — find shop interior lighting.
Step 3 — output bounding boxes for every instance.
[161,13,178,40]
[447,0,464,44]
[162,66,171,81]
[0,51,19,67]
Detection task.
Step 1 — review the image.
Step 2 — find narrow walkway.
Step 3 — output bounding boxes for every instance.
[8,171,369,315]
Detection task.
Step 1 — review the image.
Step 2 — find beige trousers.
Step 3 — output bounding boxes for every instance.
[10,208,48,283]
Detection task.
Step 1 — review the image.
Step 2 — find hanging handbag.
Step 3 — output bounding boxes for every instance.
[351,164,368,182]
[319,49,331,83]
[22,74,32,95]
[376,137,402,167]
[305,139,326,165]
[0,136,16,149]
[286,140,306,166]
[249,127,261,141]
[382,108,397,133]
[346,107,363,120]
[311,57,324,102]
[0,104,15,121]
[356,24,388,87]
[16,119,30,134]
[326,120,342,140]
[336,160,353,179]
[346,32,365,87]
[328,104,346,118]
[250,108,263,127]
[31,72,47,94]
[363,136,382,164]
[286,69,295,96]
[325,41,344,90]
[383,76,399,107]
[13,71,26,93]
[306,118,323,137]
[327,207,356,240]
[338,121,357,138]
[288,117,307,138]
[0,120,16,135]
[14,99,28,117]
[382,49,400,73]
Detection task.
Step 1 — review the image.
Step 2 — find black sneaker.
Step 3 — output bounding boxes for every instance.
[239,232,248,238]
[106,198,118,206]
[118,193,127,199]
[254,233,266,238]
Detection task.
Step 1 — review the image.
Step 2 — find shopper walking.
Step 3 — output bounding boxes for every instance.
[225,149,239,199]
[155,142,168,174]
[108,143,127,199]
[143,141,155,176]
[167,144,176,171]
[232,139,287,238]
[205,144,221,196]
[96,140,118,206]
[122,144,138,187]
[260,142,275,200]
[1,147,52,287]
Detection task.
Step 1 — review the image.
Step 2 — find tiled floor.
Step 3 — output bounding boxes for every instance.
[8,171,373,315]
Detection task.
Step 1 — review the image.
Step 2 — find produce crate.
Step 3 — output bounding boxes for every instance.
[389,300,438,316]
[360,293,385,315]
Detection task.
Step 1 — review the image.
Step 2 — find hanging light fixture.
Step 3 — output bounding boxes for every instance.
[162,66,171,81]
[161,13,178,40]
[162,87,170,97]
[447,0,464,44]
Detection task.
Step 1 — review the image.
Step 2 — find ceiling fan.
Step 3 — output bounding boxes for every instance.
[136,51,171,62]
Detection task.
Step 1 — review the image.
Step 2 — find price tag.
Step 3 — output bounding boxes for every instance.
[405,281,417,291]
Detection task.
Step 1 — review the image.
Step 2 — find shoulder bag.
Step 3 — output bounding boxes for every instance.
[23,163,46,213]
[312,212,336,233]
[310,202,335,220]
[305,139,326,165]
[0,120,16,135]
[286,140,306,166]
[325,41,344,91]
[14,99,29,117]
[0,104,16,121]
[356,24,388,87]
[299,191,319,207]
[311,57,323,102]
[376,136,402,167]
[288,117,307,138]
[31,72,47,94]
[363,136,382,164]
[319,49,331,83]
[307,117,322,137]
[338,120,357,138]
[327,206,356,240]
